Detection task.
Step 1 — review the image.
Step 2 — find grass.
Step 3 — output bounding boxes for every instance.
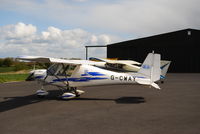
[0,73,29,83]
[0,66,15,73]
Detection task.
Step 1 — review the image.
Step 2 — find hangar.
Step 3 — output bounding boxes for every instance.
[107,29,200,73]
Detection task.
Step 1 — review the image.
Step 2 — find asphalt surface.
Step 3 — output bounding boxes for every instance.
[0,74,200,134]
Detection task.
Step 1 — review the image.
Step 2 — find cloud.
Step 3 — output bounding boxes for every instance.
[86,0,200,37]
[1,0,199,39]
[72,0,88,2]
[0,22,36,39]
[0,22,113,58]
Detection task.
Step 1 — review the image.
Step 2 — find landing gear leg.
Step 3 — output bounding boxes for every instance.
[71,87,80,97]
[36,83,49,98]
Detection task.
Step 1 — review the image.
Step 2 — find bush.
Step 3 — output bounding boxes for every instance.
[0,59,3,67]
[14,63,28,71]
[0,57,49,72]
[2,58,14,67]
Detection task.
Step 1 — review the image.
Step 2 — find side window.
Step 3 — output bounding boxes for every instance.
[56,64,68,76]
[47,64,59,75]
[66,65,77,76]
[55,64,64,75]
[47,63,77,76]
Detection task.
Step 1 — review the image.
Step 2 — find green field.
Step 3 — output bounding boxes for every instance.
[0,67,15,73]
[0,74,29,83]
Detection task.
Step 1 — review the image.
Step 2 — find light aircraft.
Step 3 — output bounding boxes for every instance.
[18,52,170,100]
[89,57,171,83]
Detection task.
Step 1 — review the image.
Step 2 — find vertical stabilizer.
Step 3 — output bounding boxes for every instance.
[138,53,161,82]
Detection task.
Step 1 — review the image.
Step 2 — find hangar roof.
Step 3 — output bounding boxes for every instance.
[108,28,200,47]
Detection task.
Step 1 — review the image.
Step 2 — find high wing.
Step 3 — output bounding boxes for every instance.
[17,55,99,65]
[89,57,141,65]
[89,57,141,72]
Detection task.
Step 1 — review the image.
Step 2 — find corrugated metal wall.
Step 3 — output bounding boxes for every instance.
[107,29,200,73]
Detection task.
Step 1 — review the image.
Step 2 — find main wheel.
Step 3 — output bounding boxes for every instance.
[61,92,76,100]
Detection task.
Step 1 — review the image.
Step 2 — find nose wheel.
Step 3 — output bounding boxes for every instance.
[36,89,49,98]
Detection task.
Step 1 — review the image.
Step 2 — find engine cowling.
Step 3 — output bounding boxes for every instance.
[26,69,47,81]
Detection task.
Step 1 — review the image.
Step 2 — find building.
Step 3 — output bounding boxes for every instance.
[107,29,200,73]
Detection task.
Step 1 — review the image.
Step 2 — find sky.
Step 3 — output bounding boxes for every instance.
[0,0,200,59]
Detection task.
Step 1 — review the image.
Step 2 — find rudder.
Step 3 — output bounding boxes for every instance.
[138,53,161,82]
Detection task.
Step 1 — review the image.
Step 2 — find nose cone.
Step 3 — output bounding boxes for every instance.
[26,69,47,81]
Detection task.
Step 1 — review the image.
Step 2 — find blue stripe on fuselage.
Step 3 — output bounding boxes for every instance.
[35,76,45,79]
[51,77,108,83]
[81,72,105,76]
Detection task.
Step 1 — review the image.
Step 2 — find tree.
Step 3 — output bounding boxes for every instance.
[14,62,28,71]
[3,58,13,67]
[0,59,3,67]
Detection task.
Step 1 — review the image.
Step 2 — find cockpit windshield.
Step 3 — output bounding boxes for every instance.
[47,63,77,76]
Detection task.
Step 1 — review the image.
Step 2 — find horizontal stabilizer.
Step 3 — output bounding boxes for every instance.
[135,78,161,90]
[151,82,161,90]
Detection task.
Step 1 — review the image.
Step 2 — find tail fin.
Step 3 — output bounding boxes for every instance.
[160,60,171,79]
[137,52,161,89]
[138,52,161,82]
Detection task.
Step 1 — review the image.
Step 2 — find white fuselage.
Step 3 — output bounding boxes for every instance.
[38,64,150,88]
